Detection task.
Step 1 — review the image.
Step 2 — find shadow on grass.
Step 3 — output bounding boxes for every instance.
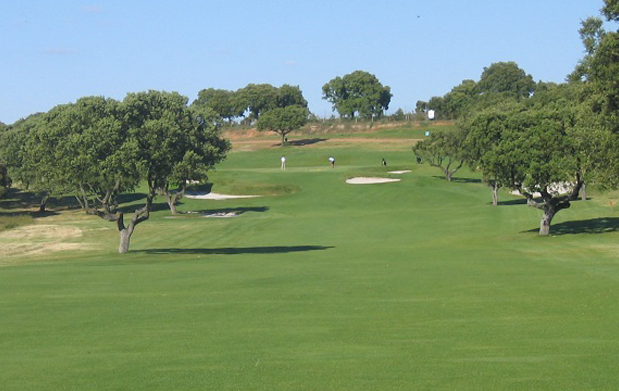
[189,206,269,215]
[431,176,482,184]
[116,201,172,214]
[288,138,327,147]
[0,187,80,212]
[496,198,528,206]
[133,245,334,255]
[116,192,147,205]
[523,217,619,235]
[497,196,590,207]
[0,210,59,218]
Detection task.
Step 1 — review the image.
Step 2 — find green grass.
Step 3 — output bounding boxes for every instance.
[2,138,619,390]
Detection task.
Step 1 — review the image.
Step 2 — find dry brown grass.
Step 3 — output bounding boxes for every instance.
[0,223,93,265]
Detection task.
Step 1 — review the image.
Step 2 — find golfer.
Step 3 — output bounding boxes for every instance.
[382,158,387,166]
[328,156,335,168]
[281,155,286,170]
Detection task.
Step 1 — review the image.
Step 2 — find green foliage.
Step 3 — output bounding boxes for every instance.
[413,128,469,181]
[0,114,43,191]
[322,70,392,120]
[425,62,535,119]
[602,0,619,21]
[0,164,10,198]
[257,105,309,145]
[391,108,405,121]
[124,90,230,196]
[192,88,245,122]
[476,61,536,99]
[197,84,308,123]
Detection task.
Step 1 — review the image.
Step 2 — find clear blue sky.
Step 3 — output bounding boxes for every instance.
[0,0,606,124]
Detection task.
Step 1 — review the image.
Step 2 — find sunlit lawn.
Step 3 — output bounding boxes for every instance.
[1,131,619,390]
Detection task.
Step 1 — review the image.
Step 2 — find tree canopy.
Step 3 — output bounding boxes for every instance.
[413,128,469,182]
[193,84,308,123]
[2,91,229,253]
[322,70,392,120]
[257,105,309,146]
[418,62,536,120]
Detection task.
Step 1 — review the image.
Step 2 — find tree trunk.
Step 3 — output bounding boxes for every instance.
[539,205,557,236]
[116,193,152,254]
[118,226,134,254]
[38,194,48,213]
[490,182,499,206]
[580,182,587,201]
[569,173,584,201]
[534,190,571,236]
[445,171,453,182]
[163,183,186,215]
[166,193,178,215]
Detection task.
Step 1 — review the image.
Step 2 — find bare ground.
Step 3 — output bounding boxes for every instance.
[0,224,92,264]
[229,137,423,152]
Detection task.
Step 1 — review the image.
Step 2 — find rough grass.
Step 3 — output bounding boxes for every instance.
[2,133,619,390]
[0,214,33,232]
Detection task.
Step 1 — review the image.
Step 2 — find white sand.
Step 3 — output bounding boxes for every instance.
[346,177,401,185]
[185,192,261,200]
[510,182,574,197]
[388,170,412,174]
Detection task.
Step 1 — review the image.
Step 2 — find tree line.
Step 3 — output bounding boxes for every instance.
[414,0,619,236]
[0,91,230,253]
[0,70,392,252]
[2,0,619,245]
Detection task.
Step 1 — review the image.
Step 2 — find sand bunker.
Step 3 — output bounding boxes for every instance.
[165,211,239,218]
[510,182,574,198]
[346,177,401,185]
[185,192,261,200]
[202,212,239,218]
[388,170,412,174]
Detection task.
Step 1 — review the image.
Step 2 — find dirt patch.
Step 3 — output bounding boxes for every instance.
[346,177,401,185]
[229,137,422,152]
[0,224,88,263]
[0,224,82,240]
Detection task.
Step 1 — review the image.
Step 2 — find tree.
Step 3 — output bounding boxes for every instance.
[413,128,469,181]
[124,90,230,215]
[257,105,308,146]
[461,105,521,205]
[392,108,405,121]
[424,62,535,120]
[7,91,228,253]
[236,84,279,121]
[0,114,44,205]
[26,98,139,218]
[476,61,536,99]
[463,102,586,235]
[322,70,392,120]
[276,84,308,109]
[192,88,245,122]
[6,112,74,212]
[234,84,308,123]
[602,0,619,21]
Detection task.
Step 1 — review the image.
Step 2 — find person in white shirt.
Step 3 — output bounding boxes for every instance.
[281,155,286,170]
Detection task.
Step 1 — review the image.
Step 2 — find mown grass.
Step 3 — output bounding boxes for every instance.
[1,134,619,390]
